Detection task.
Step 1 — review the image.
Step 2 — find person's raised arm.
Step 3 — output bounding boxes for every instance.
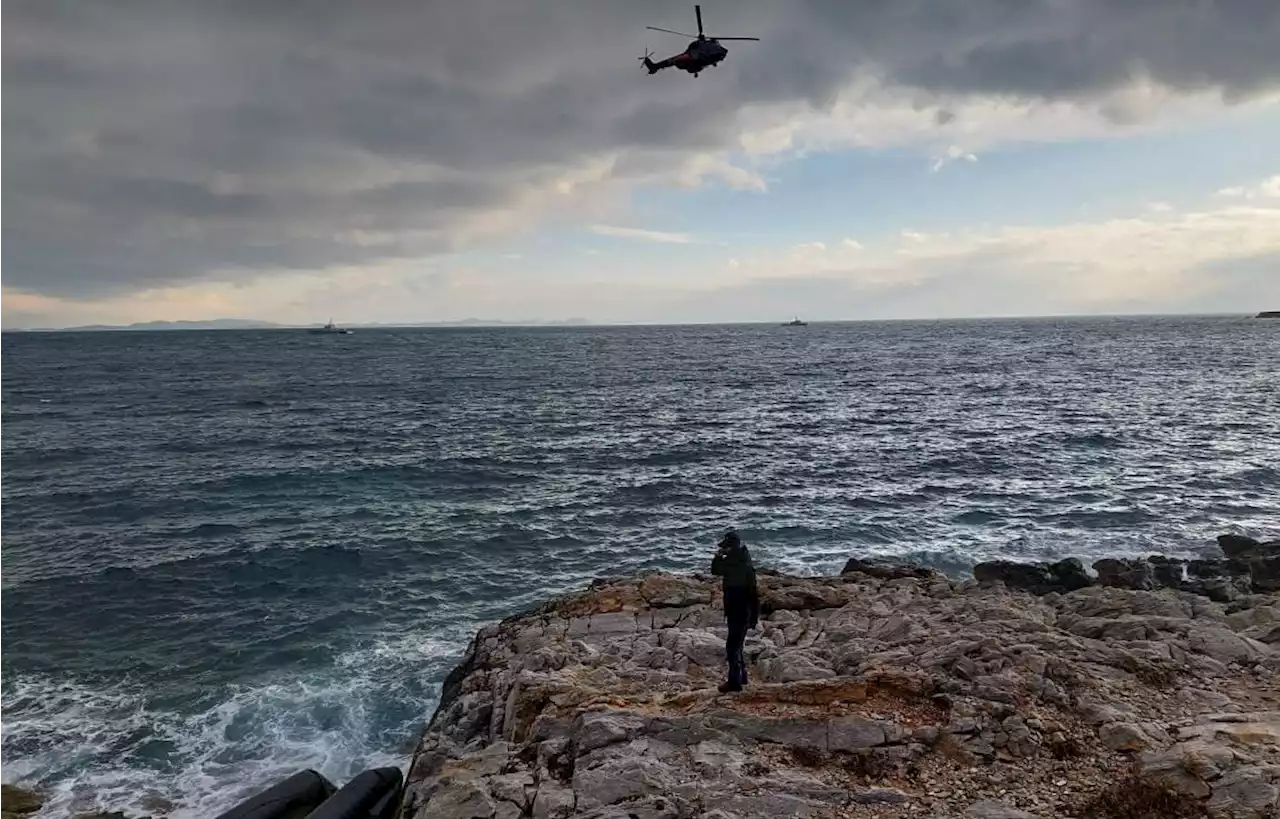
[711,545,728,575]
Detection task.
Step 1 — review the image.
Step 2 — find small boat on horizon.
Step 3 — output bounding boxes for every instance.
[307,319,353,335]
[782,316,807,326]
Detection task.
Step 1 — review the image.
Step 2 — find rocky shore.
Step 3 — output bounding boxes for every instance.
[400,534,1279,819]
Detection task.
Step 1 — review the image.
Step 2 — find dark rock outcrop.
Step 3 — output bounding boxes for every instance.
[841,556,938,581]
[1218,535,1280,561]
[1093,558,1156,590]
[970,533,1277,602]
[972,558,1091,594]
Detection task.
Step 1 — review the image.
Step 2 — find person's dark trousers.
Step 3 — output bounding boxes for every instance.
[722,587,752,689]
[725,614,749,687]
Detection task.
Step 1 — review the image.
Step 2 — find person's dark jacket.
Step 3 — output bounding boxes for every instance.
[711,541,760,628]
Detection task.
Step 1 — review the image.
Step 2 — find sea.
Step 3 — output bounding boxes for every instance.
[2,317,1278,817]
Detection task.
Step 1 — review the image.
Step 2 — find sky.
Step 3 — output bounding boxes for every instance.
[3,0,1280,328]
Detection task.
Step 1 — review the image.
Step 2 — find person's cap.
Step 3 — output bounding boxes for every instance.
[718,530,741,548]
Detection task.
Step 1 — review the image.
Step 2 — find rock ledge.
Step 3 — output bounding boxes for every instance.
[401,549,1279,819]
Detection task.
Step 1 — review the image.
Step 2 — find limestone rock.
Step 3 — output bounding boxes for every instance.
[404,558,1277,819]
[0,786,43,817]
[965,800,1043,818]
[1098,721,1173,752]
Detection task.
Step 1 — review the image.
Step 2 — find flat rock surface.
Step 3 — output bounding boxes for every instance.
[399,566,1280,819]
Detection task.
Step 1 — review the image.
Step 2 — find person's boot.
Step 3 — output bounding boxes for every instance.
[718,680,742,693]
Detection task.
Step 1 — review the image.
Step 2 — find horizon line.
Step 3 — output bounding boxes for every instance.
[2,310,1269,333]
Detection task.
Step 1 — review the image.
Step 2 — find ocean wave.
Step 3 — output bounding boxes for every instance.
[3,318,1278,816]
[0,629,456,819]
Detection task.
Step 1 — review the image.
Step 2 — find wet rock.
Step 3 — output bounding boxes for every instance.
[971,558,1091,595]
[1146,555,1186,587]
[1093,558,1155,590]
[1250,554,1280,592]
[841,557,937,581]
[1218,534,1277,560]
[1183,574,1251,603]
[1,786,43,817]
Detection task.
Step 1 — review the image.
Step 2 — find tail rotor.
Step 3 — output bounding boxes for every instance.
[639,47,658,73]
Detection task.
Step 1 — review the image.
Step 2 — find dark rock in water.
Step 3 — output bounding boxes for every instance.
[1218,534,1258,559]
[972,558,1091,595]
[1189,558,1229,579]
[841,557,937,581]
[1190,556,1253,580]
[1182,575,1252,603]
[1250,554,1280,592]
[1,785,43,816]
[1146,555,1185,587]
[1092,558,1154,591]
[1217,534,1279,560]
[1048,558,1093,591]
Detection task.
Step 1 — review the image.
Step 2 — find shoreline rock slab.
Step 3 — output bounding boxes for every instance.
[400,545,1279,819]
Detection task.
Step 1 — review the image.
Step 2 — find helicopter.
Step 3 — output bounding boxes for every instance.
[640,4,759,77]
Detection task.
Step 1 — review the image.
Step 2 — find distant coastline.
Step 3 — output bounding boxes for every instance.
[7,317,595,332]
[4,312,1272,333]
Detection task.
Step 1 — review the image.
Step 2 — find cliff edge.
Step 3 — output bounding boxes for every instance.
[401,541,1279,819]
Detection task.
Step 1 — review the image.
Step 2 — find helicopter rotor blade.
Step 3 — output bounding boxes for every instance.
[646,25,693,37]
[712,36,761,41]
[696,4,704,36]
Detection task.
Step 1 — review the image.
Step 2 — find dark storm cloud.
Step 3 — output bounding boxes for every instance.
[4,0,1279,298]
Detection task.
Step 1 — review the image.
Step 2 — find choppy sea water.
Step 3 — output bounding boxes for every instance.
[2,317,1278,816]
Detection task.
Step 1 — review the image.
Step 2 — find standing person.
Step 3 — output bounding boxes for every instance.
[710,529,760,693]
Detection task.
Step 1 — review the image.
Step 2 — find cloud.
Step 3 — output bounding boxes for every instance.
[1216,174,1280,198]
[11,186,1276,328]
[590,224,694,244]
[4,1,1280,301]
[688,192,1280,320]
[930,145,979,172]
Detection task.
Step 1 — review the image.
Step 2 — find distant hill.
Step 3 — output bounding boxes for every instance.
[1258,311,1280,319]
[11,317,594,332]
[319,318,593,328]
[29,319,285,332]
[372,318,593,327]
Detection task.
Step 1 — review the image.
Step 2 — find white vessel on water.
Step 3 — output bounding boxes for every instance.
[782,316,807,326]
[307,319,353,335]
